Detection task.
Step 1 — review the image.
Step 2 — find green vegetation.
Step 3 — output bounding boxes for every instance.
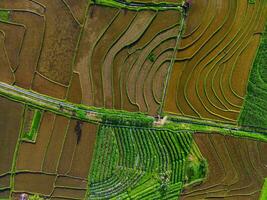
[248,0,256,4]
[87,125,207,199]
[260,178,267,200]
[164,117,267,142]
[239,23,267,129]
[184,142,207,185]
[29,195,44,200]
[92,0,182,11]
[147,52,156,62]
[22,109,42,142]
[0,10,10,22]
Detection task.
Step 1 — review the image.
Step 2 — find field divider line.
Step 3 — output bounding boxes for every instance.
[159,13,185,115]
[9,106,26,198]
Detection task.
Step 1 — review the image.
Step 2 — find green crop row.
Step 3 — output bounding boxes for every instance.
[87,124,207,199]
[21,109,42,142]
[92,0,182,11]
[260,178,267,200]
[0,10,10,22]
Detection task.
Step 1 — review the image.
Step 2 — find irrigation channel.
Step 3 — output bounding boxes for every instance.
[0,81,266,139]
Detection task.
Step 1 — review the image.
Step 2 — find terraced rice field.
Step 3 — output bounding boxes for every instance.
[164,0,267,123]
[74,5,182,115]
[0,0,266,199]
[181,133,267,200]
[0,1,183,116]
[88,125,206,199]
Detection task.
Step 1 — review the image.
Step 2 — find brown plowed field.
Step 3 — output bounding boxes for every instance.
[16,112,54,171]
[74,5,181,115]
[11,10,44,89]
[181,133,267,200]
[67,72,82,104]
[14,173,55,196]
[0,2,183,116]
[164,0,267,123]
[0,21,24,71]
[42,116,69,173]
[13,109,98,198]
[0,97,23,175]
[0,94,99,198]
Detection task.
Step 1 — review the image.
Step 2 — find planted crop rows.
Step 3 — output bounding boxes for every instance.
[88,125,206,199]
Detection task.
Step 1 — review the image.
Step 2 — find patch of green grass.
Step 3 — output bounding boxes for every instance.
[22,110,42,142]
[147,52,156,62]
[260,178,267,200]
[238,23,267,129]
[87,125,201,199]
[0,10,10,22]
[248,0,256,4]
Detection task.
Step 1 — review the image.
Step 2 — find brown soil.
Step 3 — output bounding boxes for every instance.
[55,176,87,189]
[11,10,44,89]
[128,10,180,52]
[68,123,98,178]
[57,120,78,175]
[183,0,208,37]
[14,173,56,196]
[181,133,267,200]
[67,72,82,104]
[142,50,173,115]
[36,0,80,85]
[0,31,14,84]
[152,61,170,103]
[0,21,24,71]
[52,187,86,199]
[0,190,10,198]
[134,27,178,115]
[0,97,23,175]
[16,112,55,171]
[90,9,133,107]
[231,36,261,97]
[0,174,10,188]
[42,116,69,173]
[74,5,118,106]
[32,73,67,99]
[64,0,89,24]
[0,0,45,15]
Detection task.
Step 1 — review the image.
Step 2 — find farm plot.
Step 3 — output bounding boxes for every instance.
[74,5,182,116]
[0,97,23,198]
[88,125,206,199]
[0,1,182,117]
[181,133,267,200]
[238,22,267,129]
[13,109,98,199]
[164,0,267,123]
[0,0,89,100]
